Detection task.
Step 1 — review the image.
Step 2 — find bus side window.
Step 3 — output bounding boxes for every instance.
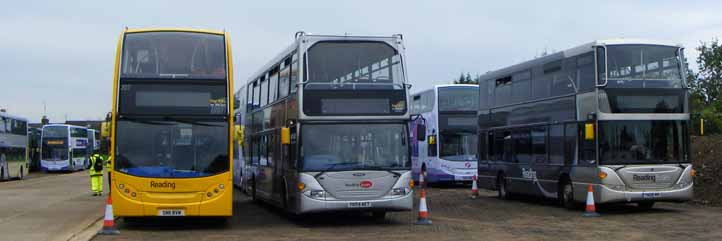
[549,124,564,165]
[503,131,513,163]
[565,124,577,165]
[532,126,547,164]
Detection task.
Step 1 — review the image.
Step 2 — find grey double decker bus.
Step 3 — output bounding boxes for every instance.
[0,112,29,180]
[477,39,693,209]
[243,32,413,218]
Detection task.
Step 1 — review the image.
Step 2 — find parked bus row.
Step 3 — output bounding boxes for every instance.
[106,28,693,221]
[1,110,103,180]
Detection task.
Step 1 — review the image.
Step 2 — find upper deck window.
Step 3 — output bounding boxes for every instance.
[438,87,479,112]
[121,32,226,79]
[602,45,684,88]
[42,126,68,138]
[305,41,404,90]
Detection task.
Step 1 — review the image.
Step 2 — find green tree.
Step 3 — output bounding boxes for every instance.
[689,39,722,134]
[453,72,479,85]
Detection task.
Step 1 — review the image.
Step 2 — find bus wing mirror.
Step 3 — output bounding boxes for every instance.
[584,123,595,140]
[428,135,436,145]
[281,127,291,145]
[416,124,426,141]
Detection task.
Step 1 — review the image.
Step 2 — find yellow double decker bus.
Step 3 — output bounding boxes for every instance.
[110,28,234,218]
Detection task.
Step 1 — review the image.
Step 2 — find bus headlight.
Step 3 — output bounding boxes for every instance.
[678,180,692,188]
[391,187,410,196]
[304,190,325,200]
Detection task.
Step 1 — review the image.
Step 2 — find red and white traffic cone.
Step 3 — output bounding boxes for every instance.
[470,175,479,199]
[98,195,120,235]
[414,189,432,225]
[582,183,600,217]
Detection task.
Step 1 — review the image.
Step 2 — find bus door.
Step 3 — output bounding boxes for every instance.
[257,134,274,199]
[530,125,562,198]
[510,129,534,195]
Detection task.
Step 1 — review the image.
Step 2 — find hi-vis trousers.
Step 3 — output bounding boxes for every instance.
[91,174,103,194]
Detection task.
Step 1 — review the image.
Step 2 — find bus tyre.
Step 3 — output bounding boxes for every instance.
[497,174,510,199]
[0,154,6,180]
[560,181,576,210]
[637,201,655,210]
[371,211,386,220]
[251,177,257,202]
[281,181,289,210]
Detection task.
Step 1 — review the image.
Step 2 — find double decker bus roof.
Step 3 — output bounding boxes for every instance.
[245,33,403,86]
[124,28,225,35]
[480,38,683,82]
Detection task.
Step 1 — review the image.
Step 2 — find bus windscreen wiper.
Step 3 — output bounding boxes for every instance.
[314,162,358,178]
[119,116,173,126]
[362,165,402,177]
[163,116,222,127]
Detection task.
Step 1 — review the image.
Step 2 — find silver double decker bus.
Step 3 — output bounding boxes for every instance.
[477,39,693,209]
[0,112,29,180]
[243,32,413,218]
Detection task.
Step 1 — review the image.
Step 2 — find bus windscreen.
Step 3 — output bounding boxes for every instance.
[114,120,229,178]
[121,32,226,79]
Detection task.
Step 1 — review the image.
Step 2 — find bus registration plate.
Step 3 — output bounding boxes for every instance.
[348,201,371,208]
[158,209,185,216]
[642,192,661,199]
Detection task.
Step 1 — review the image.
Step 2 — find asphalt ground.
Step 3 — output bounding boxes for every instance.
[91,185,722,241]
[0,171,108,241]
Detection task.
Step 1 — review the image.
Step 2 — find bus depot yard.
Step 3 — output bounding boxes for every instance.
[89,186,722,241]
[2,8,722,239]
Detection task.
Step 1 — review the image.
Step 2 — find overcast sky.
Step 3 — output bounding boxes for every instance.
[1,0,720,122]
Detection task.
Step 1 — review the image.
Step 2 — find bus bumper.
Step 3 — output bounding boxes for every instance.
[40,160,70,171]
[595,183,694,203]
[424,168,476,183]
[298,192,413,214]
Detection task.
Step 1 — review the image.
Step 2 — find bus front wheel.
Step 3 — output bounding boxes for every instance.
[250,177,257,202]
[497,174,510,199]
[0,154,6,180]
[560,181,575,210]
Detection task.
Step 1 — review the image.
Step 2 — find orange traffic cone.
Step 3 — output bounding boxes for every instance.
[98,195,120,235]
[414,189,432,225]
[582,184,600,217]
[470,175,479,199]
